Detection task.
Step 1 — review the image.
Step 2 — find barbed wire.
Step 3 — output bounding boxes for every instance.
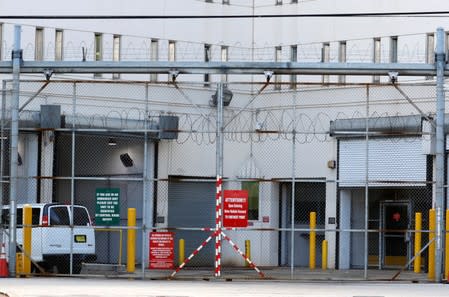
[4,81,434,146]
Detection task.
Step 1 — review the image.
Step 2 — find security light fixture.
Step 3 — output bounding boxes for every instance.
[120,153,133,167]
[211,84,233,106]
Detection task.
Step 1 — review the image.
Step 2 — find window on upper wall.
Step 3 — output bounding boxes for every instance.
[276,0,282,5]
[275,46,282,90]
[321,42,330,84]
[242,181,259,220]
[338,41,346,83]
[221,46,228,82]
[55,29,63,61]
[204,44,211,85]
[0,23,3,61]
[373,38,381,83]
[291,0,298,3]
[390,36,398,63]
[168,40,176,62]
[223,0,230,4]
[446,32,449,62]
[94,33,103,78]
[426,33,435,80]
[150,39,159,82]
[35,27,44,61]
[290,45,297,89]
[112,35,121,79]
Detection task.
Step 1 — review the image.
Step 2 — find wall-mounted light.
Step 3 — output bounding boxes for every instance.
[120,153,133,167]
[327,160,336,169]
[108,137,117,146]
[210,84,233,106]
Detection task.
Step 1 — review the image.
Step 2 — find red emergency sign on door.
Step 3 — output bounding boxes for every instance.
[149,232,174,269]
[223,190,248,228]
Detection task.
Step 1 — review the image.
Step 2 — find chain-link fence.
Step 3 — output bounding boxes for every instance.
[0,79,444,281]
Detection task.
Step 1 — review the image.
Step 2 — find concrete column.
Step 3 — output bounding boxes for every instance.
[325,181,337,269]
[338,189,351,269]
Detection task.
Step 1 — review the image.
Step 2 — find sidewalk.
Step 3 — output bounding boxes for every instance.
[0,277,447,297]
[80,265,432,282]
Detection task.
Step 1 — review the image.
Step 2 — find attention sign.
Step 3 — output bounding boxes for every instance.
[95,188,120,226]
[223,190,248,228]
[149,232,174,269]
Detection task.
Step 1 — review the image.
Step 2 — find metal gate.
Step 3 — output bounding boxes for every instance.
[167,180,215,267]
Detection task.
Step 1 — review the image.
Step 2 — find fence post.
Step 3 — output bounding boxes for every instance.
[309,212,316,269]
[127,208,136,273]
[445,209,449,280]
[428,209,436,280]
[8,25,22,277]
[435,27,445,282]
[414,212,422,273]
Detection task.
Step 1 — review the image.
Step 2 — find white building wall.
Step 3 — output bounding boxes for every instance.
[0,0,444,269]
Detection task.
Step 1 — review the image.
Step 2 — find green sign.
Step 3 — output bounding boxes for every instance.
[95,188,120,225]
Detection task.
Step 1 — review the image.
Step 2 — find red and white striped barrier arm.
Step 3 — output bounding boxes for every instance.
[221,231,265,278]
[214,175,223,277]
[170,230,218,278]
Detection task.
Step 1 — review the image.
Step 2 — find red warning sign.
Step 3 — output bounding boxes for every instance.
[149,232,174,269]
[223,190,248,228]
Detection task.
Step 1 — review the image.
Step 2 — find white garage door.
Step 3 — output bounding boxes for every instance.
[339,137,427,187]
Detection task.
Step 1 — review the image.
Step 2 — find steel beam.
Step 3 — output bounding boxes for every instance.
[0,61,439,76]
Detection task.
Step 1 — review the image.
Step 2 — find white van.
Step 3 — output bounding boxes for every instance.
[1,203,96,274]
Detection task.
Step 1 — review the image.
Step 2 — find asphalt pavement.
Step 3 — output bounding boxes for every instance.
[1,277,449,297]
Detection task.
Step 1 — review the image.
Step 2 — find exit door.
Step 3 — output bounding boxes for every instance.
[380,201,411,267]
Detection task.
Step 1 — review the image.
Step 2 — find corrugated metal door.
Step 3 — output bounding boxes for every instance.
[339,137,426,187]
[168,181,215,266]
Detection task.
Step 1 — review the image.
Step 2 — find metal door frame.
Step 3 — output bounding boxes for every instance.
[379,200,411,269]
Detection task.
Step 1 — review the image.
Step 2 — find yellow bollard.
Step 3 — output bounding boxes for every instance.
[309,212,316,270]
[178,239,185,266]
[15,253,24,275]
[445,209,449,280]
[245,240,251,267]
[321,240,328,270]
[414,212,422,273]
[127,208,136,273]
[428,209,435,280]
[23,204,32,274]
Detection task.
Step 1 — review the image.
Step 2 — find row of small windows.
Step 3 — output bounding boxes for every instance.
[0,24,441,84]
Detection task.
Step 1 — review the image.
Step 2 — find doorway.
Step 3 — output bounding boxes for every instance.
[379,201,411,268]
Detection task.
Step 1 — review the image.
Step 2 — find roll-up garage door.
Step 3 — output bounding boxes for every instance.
[339,137,426,187]
[168,181,215,266]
